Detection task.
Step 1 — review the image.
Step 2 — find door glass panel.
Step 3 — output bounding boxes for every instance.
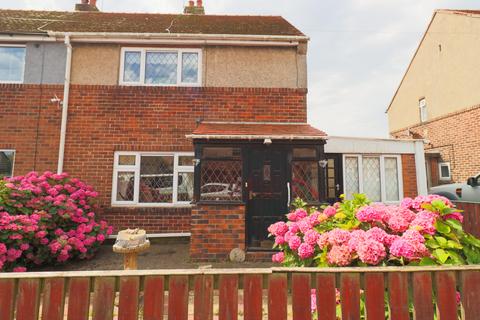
[345,157,359,199]
[385,157,400,201]
[263,164,271,182]
[362,157,381,202]
[292,161,318,202]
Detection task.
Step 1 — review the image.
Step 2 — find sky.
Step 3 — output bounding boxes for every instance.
[1,0,479,137]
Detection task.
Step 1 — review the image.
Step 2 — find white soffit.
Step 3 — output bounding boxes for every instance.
[324,136,419,154]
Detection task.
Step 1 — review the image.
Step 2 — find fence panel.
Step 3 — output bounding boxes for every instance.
[0,266,479,319]
[456,202,480,238]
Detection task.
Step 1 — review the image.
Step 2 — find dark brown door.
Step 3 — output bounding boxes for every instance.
[246,147,288,249]
[325,153,343,204]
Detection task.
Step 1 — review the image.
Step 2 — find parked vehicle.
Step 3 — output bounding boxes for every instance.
[429,173,480,202]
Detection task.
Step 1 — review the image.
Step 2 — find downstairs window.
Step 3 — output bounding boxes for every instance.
[344,155,403,203]
[112,152,194,206]
[0,150,15,178]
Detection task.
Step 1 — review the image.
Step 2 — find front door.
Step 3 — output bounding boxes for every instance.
[246,147,288,249]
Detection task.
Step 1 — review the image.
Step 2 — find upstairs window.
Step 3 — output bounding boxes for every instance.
[120,48,201,86]
[0,46,26,83]
[419,98,427,122]
[0,150,15,178]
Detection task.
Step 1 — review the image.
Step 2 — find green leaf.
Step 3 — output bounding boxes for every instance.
[464,245,480,264]
[446,250,465,265]
[433,249,449,264]
[446,240,463,250]
[419,257,438,266]
[435,220,451,235]
[426,238,440,249]
[434,236,448,247]
[445,219,463,231]
[463,234,480,248]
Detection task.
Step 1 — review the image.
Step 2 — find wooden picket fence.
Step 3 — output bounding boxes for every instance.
[456,201,480,239]
[1,266,480,319]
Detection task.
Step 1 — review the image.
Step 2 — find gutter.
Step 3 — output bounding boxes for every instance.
[57,34,72,174]
[47,31,308,46]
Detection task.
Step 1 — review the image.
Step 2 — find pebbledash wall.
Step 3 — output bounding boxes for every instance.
[0,83,307,234]
[392,104,480,185]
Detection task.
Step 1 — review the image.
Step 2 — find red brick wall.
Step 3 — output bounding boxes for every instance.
[392,105,480,185]
[0,84,306,233]
[190,204,245,261]
[401,154,418,198]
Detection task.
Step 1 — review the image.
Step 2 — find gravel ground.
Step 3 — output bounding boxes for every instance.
[37,237,272,271]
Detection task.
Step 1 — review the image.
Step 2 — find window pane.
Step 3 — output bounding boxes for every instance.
[139,156,174,203]
[345,157,359,200]
[363,157,381,202]
[116,171,135,201]
[440,164,450,178]
[177,172,194,202]
[178,155,194,166]
[293,148,316,159]
[123,51,141,82]
[118,155,136,166]
[292,161,318,202]
[145,52,178,85]
[181,52,198,83]
[0,151,15,178]
[385,157,400,201]
[200,160,242,201]
[0,47,25,82]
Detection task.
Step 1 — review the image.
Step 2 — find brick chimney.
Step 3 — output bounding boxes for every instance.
[75,0,99,11]
[184,0,205,14]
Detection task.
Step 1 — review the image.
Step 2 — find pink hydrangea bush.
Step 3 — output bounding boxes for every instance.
[0,171,113,271]
[269,194,480,267]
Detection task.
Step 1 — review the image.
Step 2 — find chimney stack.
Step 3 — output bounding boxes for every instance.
[184,0,205,14]
[75,0,99,11]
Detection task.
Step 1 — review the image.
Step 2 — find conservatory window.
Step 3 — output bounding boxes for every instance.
[0,150,15,178]
[120,48,201,86]
[112,152,194,206]
[291,148,319,203]
[343,155,403,203]
[0,46,25,83]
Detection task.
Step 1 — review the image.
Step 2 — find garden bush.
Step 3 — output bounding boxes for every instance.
[0,171,113,272]
[269,194,480,267]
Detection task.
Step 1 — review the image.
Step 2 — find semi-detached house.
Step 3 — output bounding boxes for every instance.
[0,0,427,260]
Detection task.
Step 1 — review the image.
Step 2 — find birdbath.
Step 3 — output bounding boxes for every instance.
[113,228,150,270]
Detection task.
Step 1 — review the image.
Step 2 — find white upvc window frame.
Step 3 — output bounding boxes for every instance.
[419,98,427,123]
[438,162,451,181]
[112,151,194,207]
[342,154,404,204]
[0,45,26,84]
[119,47,202,87]
[0,149,15,177]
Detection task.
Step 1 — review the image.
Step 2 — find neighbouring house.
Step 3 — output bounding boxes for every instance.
[387,9,480,189]
[0,0,427,261]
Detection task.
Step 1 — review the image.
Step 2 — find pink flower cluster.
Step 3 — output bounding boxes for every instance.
[0,171,113,272]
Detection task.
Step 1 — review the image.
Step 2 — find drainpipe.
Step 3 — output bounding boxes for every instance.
[57,34,72,174]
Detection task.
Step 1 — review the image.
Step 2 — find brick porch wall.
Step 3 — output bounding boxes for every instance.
[0,84,306,234]
[401,154,418,198]
[190,204,245,261]
[392,105,480,185]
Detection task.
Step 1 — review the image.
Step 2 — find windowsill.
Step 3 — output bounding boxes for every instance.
[0,81,24,84]
[110,203,193,208]
[118,82,202,88]
[195,200,245,206]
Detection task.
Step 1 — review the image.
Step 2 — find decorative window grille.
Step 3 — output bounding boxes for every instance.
[112,152,194,206]
[199,148,242,202]
[120,48,201,86]
[343,155,403,203]
[291,148,319,203]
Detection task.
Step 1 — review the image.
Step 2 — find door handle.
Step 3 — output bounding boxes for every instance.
[287,182,291,207]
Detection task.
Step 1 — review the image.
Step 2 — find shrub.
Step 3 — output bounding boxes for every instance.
[0,171,113,271]
[269,194,480,267]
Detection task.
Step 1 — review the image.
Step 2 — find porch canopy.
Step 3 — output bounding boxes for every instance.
[186,121,327,140]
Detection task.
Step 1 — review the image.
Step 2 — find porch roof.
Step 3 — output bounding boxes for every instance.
[186,122,327,140]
